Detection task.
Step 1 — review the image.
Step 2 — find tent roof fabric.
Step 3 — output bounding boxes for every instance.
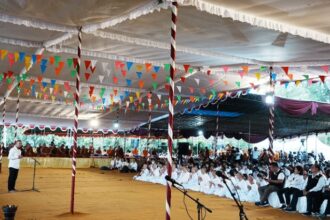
[0,0,329,131]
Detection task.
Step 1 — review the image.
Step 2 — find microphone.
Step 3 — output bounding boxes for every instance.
[165,175,183,187]
[215,171,229,180]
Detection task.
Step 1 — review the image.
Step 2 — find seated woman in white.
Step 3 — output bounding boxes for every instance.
[199,167,211,194]
[177,166,191,185]
[208,170,226,196]
[183,166,200,191]
[149,163,162,184]
[129,159,138,172]
[233,172,249,202]
[246,175,260,202]
[158,165,168,185]
[134,164,150,181]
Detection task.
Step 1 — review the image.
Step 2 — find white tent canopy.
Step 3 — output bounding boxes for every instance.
[0,0,329,130]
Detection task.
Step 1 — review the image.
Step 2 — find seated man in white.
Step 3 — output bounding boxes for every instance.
[284,164,326,216]
[134,164,150,181]
[177,165,191,185]
[246,175,260,202]
[199,167,211,194]
[233,172,249,202]
[277,165,305,209]
[182,166,200,191]
[255,162,285,207]
[129,159,138,172]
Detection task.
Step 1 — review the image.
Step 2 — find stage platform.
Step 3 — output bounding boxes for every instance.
[0,157,111,168]
[0,168,311,220]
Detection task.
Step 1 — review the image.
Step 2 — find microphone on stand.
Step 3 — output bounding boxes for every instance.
[165,175,183,187]
[216,171,229,180]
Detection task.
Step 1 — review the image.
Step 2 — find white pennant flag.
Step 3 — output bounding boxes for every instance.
[64,91,68,97]
[101,62,111,76]
[157,94,162,101]
[35,92,38,99]
[91,60,97,68]
[176,85,182,93]
[99,75,104,83]
[49,88,54,94]
[194,78,200,86]
[126,101,130,108]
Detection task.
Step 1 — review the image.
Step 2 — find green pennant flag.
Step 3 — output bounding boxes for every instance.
[99,88,106,98]
[70,70,76,78]
[303,75,309,80]
[164,64,170,72]
[21,73,28,81]
[6,78,12,84]
[142,103,145,108]
[152,82,158,90]
[189,68,193,73]
[260,66,267,71]
[54,55,61,66]
[16,75,21,82]
[0,74,3,82]
[166,76,170,83]
[177,95,181,101]
[67,58,73,68]
[235,81,241,88]
[196,96,200,102]
[211,89,216,97]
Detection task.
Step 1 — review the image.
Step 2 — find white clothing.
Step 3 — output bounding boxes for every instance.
[8,146,21,169]
[309,173,327,192]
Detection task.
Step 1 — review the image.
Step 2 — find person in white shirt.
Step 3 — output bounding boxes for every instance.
[8,140,23,192]
[251,147,260,164]
[129,159,138,172]
[277,165,304,209]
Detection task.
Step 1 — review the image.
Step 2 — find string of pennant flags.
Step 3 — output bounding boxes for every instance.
[0,49,329,112]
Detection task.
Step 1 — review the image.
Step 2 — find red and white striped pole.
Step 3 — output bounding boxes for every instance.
[268,67,275,157]
[147,97,152,148]
[214,103,220,157]
[0,97,5,173]
[14,87,20,140]
[70,26,82,214]
[166,2,178,220]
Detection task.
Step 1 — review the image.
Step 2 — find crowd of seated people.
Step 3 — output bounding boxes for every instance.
[133,145,330,219]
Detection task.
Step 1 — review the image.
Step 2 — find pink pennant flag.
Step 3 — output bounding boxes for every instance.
[308,79,313,86]
[189,87,194,93]
[239,71,244,78]
[321,65,329,74]
[209,79,215,85]
[222,66,229,73]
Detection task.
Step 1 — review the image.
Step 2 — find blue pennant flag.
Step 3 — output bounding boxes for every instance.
[19,52,25,62]
[102,98,106,104]
[31,85,36,95]
[153,66,160,73]
[126,62,133,71]
[125,91,130,97]
[271,73,277,81]
[126,79,132,86]
[285,82,289,88]
[42,81,48,88]
[120,95,124,101]
[32,55,37,64]
[136,72,142,79]
[41,59,48,66]
[40,64,47,74]
[50,79,56,87]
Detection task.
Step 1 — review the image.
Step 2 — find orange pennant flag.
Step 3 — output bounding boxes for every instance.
[241,66,249,74]
[136,64,143,71]
[145,63,152,72]
[288,74,293,80]
[151,73,157,80]
[138,80,144,88]
[49,56,55,65]
[1,50,8,60]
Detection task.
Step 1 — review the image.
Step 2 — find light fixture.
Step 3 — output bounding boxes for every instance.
[265,93,274,105]
[198,130,203,136]
[114,122,119,129]
[89,119,99,128]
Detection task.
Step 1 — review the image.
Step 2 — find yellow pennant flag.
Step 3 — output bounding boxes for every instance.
[218,92,224,99]
[295,80,301,86]
[51,96,56,101]
[136,64,143,71]
[136,91,140,98]
[14,52,19,62]
[1,50,8,60]
[209,94,213,100]
[129,96,134,103]
[255,72,261,80]
[25,56,31,70]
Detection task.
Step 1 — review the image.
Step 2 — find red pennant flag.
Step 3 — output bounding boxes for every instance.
[249,83,256,89]
[89,86,94,97]
[113,76,118,84]
[90,65,96,73]
[113,89,118,96]
[319,75,326,83]
[282,66,289,75]
[73,58,78,68]
[115,61,122,70]
[183,64,190,73]
[7,71,13,78]
[145,63,152,72]
[165,84,170,91]
[36,55,42,64]
[209,79,215,85]
[121,70,127,77]
[85,73,91,81]
[200,88,206,94]
[37,76,43,83]
[49,56,55,65]
[120,63,125,69]
[207,70,211,76]
[84,60,91,69]
[180,77,186,83]
[138,80,144,88]
[30,79,35,86]
[151,73,157,80]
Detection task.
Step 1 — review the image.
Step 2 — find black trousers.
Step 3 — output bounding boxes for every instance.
[8,167,19,191]
[306,191,323,213]
[289,189,304,210]
[277,187,300,205]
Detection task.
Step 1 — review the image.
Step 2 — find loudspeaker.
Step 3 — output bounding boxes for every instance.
[178,142,189,155]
